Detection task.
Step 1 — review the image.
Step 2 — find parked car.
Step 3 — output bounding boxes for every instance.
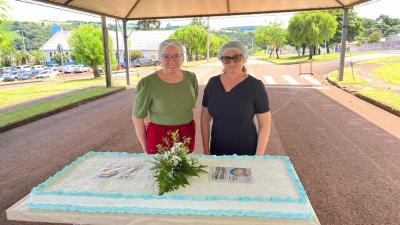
[17,71,32,80]
[132,57,159,67]
[2,74,17,82]
[63,65,76,73]
[16,65,31,72]
[36,69,59,78]
[73,65,90,73]
[31,65,44,71]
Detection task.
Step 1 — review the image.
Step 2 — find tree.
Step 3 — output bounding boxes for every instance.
[30,50,45,65]
[288,12,337,59]
[367,31,382,43]
[217,28,252,48]
[136,19,160,30]
[51,52,67,65]
[0,0,13,65]
[327,9,364,52]
[170,25,207,61]
[254,23,287,58]
[209,34,229,57]
[130,50,143,60]
[191,17,207,27]
[69,24,116,78]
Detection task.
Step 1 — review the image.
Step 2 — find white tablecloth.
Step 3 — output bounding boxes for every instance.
[7,194,321,225]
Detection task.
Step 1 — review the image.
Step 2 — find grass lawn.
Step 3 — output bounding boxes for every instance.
[0,86,123,128]
[358,88,400,111]
[263,51,379,64]
[0,78,105,108]
[372,60,400,85]
[327,68,368,85]
[358,56,400,65]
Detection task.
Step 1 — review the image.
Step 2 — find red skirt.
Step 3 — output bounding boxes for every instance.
[146,120,195,154]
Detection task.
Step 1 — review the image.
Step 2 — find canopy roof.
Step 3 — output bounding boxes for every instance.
[34,0,371,20]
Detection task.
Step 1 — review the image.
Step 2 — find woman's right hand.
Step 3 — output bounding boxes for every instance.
[200,107,212,155]
[132,117,147,152]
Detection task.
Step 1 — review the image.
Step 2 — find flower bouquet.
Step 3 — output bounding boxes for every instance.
[151,130,207,195]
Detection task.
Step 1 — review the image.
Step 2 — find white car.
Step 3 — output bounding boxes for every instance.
[63,65,76,73]
[37,69,59,78]
[73,65,90,73]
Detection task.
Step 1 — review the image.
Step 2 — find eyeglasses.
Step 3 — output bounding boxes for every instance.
[161,53,182,61]
[221,55,242,64]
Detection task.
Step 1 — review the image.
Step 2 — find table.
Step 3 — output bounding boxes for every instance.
[7,152,321,225]
[7,194,320,225]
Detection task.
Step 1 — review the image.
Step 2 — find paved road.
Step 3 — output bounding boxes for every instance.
[1,60,400,225]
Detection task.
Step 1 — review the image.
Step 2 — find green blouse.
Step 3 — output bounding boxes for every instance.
[132,70,198,125]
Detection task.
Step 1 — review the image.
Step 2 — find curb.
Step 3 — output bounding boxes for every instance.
[326,78,400,117]
[0,87,126,133]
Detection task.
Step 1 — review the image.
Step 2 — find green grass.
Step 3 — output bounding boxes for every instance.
[0,86,123,128]
[0,78,105,108]
[358,56,400,65]
[358,88,400,111]
[328,68,368,85]
[263,51,380,64]
[372,60,400,85]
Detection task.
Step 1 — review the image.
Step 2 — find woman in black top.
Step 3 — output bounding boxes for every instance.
[201,41,271,156]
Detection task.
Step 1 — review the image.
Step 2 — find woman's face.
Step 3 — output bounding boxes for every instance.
[221,48,244,74]
[160,45,182,73]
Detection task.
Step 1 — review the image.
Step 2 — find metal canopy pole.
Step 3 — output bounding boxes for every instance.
[115,19,120,67]
[339,8,349,81]
[101,16,112,87]
[123,20,130,85]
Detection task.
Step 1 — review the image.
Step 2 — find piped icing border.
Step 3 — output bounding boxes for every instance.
[29,203,312,219]
[30,151,312,219]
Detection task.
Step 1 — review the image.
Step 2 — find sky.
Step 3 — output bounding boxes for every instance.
[7,0,400,30]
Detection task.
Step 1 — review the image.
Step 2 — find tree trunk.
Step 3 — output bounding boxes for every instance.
[269,47,274,58]
[302,45,306,56]
[92,65,100,78]
[275,47,280,59]
[308,46,314,60]
[327,44,330,53]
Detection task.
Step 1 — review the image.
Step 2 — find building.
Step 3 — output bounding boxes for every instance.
[40,30,73,64]
[40,29,175,65]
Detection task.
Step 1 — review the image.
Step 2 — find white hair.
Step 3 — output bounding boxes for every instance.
[158,39,184,61]
[218,41,249,63]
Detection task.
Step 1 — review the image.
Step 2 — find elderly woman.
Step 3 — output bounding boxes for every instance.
[132,39,198,154]
[201,41,271,156]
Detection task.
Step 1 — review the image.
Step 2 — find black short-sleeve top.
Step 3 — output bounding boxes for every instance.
[202,75,270,155]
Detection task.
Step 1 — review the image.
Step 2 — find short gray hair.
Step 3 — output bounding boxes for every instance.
[218,41,249,63]
[158,39,184,60]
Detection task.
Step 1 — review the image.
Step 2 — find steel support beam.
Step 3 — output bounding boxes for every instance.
[339,8,349,81]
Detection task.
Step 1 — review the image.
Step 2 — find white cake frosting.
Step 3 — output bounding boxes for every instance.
[29,152,312,219]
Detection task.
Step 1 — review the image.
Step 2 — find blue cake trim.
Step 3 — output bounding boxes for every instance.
[31,151,311,219]
[29,202,313,220]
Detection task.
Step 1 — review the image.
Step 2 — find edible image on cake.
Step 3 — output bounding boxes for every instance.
[95,164,138,179]
[210,167,253,184]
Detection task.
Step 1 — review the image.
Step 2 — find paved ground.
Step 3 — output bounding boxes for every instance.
[1,59,400,225]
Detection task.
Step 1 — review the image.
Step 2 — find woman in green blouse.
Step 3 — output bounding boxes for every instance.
[132,40,198,154]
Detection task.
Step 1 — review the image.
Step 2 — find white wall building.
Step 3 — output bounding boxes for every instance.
[40,30,73,63]
[40,30,175,64]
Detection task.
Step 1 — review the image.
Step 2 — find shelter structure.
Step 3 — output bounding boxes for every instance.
[33,0,373,85]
